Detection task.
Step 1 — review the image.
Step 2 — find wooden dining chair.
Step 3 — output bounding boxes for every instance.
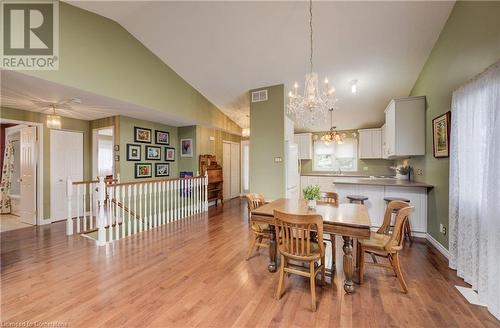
[274,209,326,311]
[245,193,270,260]
[357,201,414,293]
[318,191,339,270]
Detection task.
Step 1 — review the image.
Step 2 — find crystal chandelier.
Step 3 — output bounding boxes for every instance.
[46,105,61,129]
[288,0,338,127]
[321,108,346,145]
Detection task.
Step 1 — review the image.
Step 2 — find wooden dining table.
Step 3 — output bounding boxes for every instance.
[251,198,371,294]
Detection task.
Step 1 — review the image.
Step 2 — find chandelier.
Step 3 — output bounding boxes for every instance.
[321,108,346,145]
[288,0,338,127]
[46,105,61,129]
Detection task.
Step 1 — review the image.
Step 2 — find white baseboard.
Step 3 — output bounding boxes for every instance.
[426,233,449,259]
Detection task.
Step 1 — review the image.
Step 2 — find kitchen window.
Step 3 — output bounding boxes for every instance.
[312,138,358,172]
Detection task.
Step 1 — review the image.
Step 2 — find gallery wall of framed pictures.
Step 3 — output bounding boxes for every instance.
[127,126,177,178]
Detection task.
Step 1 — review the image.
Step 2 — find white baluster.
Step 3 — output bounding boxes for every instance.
[76,184,81,233]
[121,185,125,239]
[83,184,87,232]
[153,182,158,227]
[128,185,132,237]
[139,184,143,232]
[97,177,106,245]
[133,184,138,235]
[115,186,120,240]
[109,186,114,241]
[162,181,166,225]
[175,180,179,220]
[66,177,73,235]
[149,183,153,229]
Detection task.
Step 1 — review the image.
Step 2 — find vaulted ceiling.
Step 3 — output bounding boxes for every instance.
[70,1,454,130]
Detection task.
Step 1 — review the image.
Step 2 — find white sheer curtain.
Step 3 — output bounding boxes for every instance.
[449,61,500,320]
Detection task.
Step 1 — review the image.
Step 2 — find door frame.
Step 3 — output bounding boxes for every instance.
[222,140,241,200]
[92,126,114,179]
[0,118,44,225]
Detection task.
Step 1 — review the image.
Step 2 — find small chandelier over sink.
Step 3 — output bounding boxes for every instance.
[321,108,346,145]
[288,0,338,127]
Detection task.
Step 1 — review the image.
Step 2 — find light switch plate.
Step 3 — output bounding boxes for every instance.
[274,157,282,163]
[209,136,215,141]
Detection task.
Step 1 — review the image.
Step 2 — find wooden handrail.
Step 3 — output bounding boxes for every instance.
[72,179,118,185]
[111,198,143,222]
[106,175,204,188]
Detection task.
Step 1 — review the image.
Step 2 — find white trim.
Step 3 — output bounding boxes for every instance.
[0,118,45,225]
[426,233,450,259]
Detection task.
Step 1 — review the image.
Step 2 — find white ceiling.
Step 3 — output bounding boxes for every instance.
[66,2,455,130]
[0,70,196,126]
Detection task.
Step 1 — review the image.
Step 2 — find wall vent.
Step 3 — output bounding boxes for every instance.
[251,89,268,103]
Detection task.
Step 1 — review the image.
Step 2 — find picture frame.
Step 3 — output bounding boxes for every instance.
[126,144,141,161]
[114,145,119,151]
[135,163,152,178]
[145,145,161,160]
[155,130,170,145]
[114,155,120,162]
[165,147,175,161]
[134,127,152,143]
[432,111,451,158]
[180,138,193,157]
[155,163,170,177]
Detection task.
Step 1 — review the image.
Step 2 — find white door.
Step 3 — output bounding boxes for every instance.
[19,127,37,225]
[230,143,240,198]
[223,141,241,200]
[223,142,231,200]
[51,130,83,222]
[241,141,250,194]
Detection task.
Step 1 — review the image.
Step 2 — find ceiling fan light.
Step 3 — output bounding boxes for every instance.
[47,114,61,129]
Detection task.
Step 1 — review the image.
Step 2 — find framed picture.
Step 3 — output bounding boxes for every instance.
[155,130,170,145]
[135,163,152,178]
[114,155,120,162]
[134,127,152,143]
[126,144,141,161]
[114,145,119,151]
[145,146,161,160]
[180,138,193,157]
[165,147,175,161]
[155,163,170,177]
[432,111,451,158]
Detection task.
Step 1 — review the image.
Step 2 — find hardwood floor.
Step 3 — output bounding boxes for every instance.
[1,199,498,327]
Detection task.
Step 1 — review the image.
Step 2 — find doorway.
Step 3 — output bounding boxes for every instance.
[50,129,83,222]
[241,140,250,195]
[0,121,43,231]
[223,141,241,200]
[92,127,114,179]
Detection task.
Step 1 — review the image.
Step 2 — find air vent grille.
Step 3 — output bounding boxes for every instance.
[251,89,268,103]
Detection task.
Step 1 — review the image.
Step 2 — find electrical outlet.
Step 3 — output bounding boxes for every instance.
[440,224,447,235]
[363,166,368,171]
[416,168,423,176]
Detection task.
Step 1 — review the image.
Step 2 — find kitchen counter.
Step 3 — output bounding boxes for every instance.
[301,174,433,188]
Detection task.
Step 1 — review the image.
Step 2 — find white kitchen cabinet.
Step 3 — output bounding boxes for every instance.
[358,128,382,159]
[384,186,427,234]
[381,124,389,159]
[294,133,312,160]
[384,96,425,158]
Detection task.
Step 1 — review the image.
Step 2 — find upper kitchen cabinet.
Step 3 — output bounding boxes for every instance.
[294,133,313,160]
[358,128,382,159]
[384,96,426,158]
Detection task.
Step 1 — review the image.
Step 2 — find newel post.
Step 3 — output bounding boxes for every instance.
[204,171,208,211]
[66,176,73,235]
[97,176,106,245]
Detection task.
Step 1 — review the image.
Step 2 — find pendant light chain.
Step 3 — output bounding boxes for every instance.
[309,0,313,74]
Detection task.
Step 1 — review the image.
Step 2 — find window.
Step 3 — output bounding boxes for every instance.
[312,138,358,172]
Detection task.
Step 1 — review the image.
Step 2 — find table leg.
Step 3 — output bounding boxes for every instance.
[268,225,277,272]
[343,236,355,294]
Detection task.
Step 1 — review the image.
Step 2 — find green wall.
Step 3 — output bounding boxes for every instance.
[409,1,500,249]
[300,130,395,176]
[177,126,198,174]
[0,107,91,220]
[196,126,241,168]
[249,84,285,199]
[118,116,179,181]
[24,2,241,135]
